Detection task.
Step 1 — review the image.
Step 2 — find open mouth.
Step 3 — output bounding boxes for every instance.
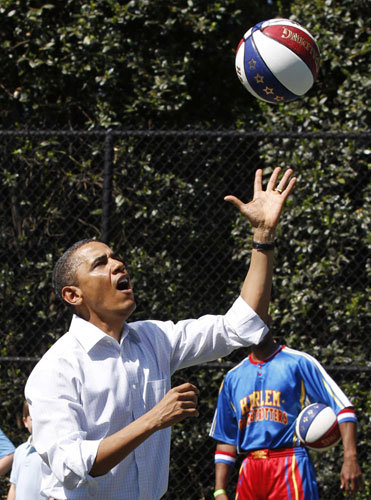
[116,275,131,291]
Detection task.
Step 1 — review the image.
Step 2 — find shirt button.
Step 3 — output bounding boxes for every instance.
[132,384,137,389]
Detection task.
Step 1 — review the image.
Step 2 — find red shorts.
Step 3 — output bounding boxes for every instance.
[236,447,318,500]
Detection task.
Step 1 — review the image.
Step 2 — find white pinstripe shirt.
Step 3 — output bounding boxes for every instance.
[25,296,268,500]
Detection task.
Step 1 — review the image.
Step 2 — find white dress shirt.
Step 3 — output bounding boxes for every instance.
[25,296,268,500]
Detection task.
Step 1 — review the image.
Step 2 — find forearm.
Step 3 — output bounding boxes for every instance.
[6,483,16,500]
[91,382,199,476]
[215,462,232,490]
[214,443,237,498]
[0,454,13,475]
[90,410,159,476]
[227,168,296,324]
[240,227,275,323]
[339,421,358,460]
[339,420,364,494]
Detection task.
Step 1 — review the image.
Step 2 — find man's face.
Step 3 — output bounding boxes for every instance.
[72,241,136,323]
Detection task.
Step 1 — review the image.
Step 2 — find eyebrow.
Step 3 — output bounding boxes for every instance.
[89,254,108,270]
[89,251,124,270]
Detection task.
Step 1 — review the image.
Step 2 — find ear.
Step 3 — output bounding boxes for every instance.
[62,285,83,306]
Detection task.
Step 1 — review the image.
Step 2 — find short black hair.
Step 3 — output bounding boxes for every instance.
[52,239,96,304]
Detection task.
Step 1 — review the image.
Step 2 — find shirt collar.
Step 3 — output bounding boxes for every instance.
[249,344,284,365]
[24,435,36,453]
[69,314,139,353]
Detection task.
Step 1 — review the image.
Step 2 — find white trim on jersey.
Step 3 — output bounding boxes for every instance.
[282,347,354,410]
[210,408,218,437]
[338,410,357,424]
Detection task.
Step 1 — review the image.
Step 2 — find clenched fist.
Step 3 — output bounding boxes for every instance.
[150,383,200,429]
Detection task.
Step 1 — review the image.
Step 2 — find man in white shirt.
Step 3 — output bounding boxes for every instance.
[25,167,296,500]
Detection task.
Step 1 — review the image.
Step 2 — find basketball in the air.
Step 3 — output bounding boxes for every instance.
[296,403,341,452]
[235,18,320,103]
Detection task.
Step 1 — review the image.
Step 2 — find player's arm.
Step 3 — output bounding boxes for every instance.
[6,483,16,500]
[214,443,237,500]
[339,421,364,496]
[0,454,13,475]
[226,167,296,323]
[90,382,199,476]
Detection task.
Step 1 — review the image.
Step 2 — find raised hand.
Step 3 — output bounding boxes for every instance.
[224,167,296,235]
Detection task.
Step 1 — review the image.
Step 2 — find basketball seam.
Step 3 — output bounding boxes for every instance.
[250,30,299,101]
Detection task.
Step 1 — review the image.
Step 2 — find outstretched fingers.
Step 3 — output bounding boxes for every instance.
[223,167,296,231]
[253,168,264,195]
[280,176,297,201]
[273,168,295,193]
[266,166,283,193]
[224,194,244,211]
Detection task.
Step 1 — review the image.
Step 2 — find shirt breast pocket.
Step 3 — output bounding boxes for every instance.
[145,379,168,410]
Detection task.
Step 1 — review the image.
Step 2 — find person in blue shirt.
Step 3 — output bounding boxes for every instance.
[209,328,364,499]
[7,402,53,500]
[0,428,15,476]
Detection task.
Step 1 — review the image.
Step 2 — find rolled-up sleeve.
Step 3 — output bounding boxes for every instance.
[44,433,101,489]
[166,296,268,372]
[25,357,103,490]
[224,296,268,343]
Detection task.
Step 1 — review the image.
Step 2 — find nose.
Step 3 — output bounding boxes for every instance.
[111,257,125,274]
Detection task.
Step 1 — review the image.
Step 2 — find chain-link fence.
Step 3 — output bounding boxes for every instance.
[0,129,370,499]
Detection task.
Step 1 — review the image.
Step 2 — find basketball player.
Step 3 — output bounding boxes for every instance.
[209,329,364,499]
[25,168,295,500]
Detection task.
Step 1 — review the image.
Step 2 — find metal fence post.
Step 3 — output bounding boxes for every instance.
[101,129,114,243]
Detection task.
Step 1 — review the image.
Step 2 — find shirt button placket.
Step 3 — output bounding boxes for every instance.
[122,342,148,498]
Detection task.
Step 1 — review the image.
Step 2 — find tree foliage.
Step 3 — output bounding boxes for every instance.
[0,0,275,128]
[0,0,370,498]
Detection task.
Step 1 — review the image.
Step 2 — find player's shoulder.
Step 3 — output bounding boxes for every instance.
[281,346,319,366]
[225,356,251,380]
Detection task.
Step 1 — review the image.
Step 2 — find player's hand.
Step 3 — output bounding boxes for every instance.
[224,167,296,239]
[150,383,200,429]
[340,457,364,496]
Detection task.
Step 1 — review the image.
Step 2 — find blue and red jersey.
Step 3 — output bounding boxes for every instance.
[209,345,356,454]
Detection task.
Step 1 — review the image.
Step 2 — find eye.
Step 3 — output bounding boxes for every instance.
[92,256,108,268]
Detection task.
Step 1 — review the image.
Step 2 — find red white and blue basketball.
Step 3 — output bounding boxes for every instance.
[235,18,320,103]
[296,403,341,452]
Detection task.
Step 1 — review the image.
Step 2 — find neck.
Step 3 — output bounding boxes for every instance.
[250,332,279,362]
[93,319,124,342]
[76,308,126,342]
